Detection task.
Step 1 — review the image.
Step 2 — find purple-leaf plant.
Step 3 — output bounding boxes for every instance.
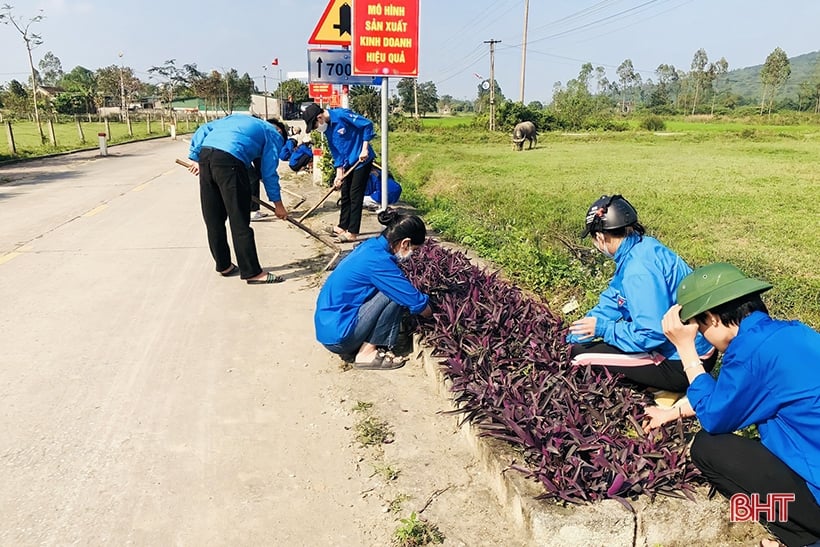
[402,241,704,506]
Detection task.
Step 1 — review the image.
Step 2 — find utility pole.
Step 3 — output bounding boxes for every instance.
[484,39,501,131]
[519,0,529,104]
[118,52,128,123]
[262,65,268,119]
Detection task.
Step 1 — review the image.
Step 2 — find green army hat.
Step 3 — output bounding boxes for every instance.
[677,262,772,322]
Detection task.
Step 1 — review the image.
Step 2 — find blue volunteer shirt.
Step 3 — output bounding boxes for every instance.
[314,235,428,345]
[566,233,713,359]
[366,171,402,205]
[688,311,820,504]
[188,114,284,202]
[325,108,376,170]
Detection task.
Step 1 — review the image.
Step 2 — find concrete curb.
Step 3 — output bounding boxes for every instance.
[410,333,764,546]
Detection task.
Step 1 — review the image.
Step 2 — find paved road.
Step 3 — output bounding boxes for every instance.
[0,140,525,546]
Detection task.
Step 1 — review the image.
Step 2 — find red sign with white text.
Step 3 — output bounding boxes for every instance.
[352,0,419,77]
[309,83,333,98]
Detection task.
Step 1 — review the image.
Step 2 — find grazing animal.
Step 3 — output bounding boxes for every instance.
[512,121,537,151]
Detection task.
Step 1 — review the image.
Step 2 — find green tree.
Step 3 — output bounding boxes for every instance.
[148,59,191,115]
[415,81,438,116]
[349,84,379,118]
[616,59,637,112]
[1,4,46,140]
[276,79,309,104]
[0,78,30,118]
[689,48,709,114]
[396,78,415,113]
[551,64,596,129]
[475,80,504,114]
[59,65,97,113]
[759,47,791,114]
[38,50,63,86]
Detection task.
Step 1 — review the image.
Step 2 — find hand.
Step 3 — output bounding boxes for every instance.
[332,177,343,190]
[188,161,200,176]
[273,201,287,220]
[568,316,597,341]
[359,143,370,162]
[661,304,700,349]
[642,406,679,433]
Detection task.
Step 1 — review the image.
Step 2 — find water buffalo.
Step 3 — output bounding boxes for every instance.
[512,121,537,151]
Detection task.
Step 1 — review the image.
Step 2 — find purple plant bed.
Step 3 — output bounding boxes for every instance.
[403,241,704,508]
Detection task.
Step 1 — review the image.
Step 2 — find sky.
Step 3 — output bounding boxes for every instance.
[1,0,819,104]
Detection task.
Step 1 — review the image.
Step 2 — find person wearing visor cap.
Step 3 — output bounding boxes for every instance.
[567,194,716,403]
[644,263,820,547]
[302,103,376,243]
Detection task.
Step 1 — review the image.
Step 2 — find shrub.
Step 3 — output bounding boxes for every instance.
[404,242,703,506]
[640,115,666,132]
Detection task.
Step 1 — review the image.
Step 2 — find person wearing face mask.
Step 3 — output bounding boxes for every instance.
[301,103,376,243]
[314,208,432,370]
[566,195,715,399]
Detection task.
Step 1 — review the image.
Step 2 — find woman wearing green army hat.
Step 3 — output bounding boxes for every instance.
[644,262,820,547]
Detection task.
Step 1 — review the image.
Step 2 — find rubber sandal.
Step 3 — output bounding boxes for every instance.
[336,233,358,243]
[219,264,240,277]
[353,351,406,370]
[246,272,285,284]
[381,350,409,366]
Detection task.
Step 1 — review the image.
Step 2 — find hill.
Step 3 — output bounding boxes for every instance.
[720,49,820,104]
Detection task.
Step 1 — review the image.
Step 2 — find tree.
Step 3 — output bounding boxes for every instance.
[475,80,504,114]
[38,50,63,86]
[59,65,97,113]
[616,59,636,112]
[1,3,46,141]
[415,81,438,116]
[759,47,791,114]
[276,79,309,104]
[689,48,709,114]
[148,59,190,115]
[710,57,729,114]
[0,78,30,117]
[349,85,379,118]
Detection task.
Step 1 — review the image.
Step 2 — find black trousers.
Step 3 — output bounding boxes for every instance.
[338,160,372,235]
[249,160,260,212]
[570,341,717,392]
[198,147,262,279]
[691,431,820,547]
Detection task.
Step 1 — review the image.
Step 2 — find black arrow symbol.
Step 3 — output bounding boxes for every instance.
[316,57,323,79]
[333,3,351,36]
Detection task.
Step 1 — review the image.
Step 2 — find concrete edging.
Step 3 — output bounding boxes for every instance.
[410,333,763,546]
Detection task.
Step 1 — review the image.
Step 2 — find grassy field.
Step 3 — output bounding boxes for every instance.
[388,123,820,327]
[0,118,197,161]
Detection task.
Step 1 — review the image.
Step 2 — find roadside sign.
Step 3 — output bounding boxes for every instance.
[307,49,382,85]
[309,83,333,98]
[352,0,419,77]
[308,0,352,46]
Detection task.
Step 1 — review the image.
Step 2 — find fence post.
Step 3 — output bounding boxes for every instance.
[5,122,17,156]
[127,117,133,137]
[146,115,151,135]
[47,119,57,147]
[104,119,111,141]
[76,115,85,143]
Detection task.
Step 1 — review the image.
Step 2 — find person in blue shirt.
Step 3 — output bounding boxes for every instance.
[314,208,432,370]
[363,166,402,210]
[187,114,287,284]
[566,195,715,396]
[645,263,820,547]
[287,137,313,172]
[278,136,297,162]
[302,103,375,243]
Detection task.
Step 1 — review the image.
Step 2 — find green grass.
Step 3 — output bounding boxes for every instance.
[0,118,197,160]
[390,122,820,327]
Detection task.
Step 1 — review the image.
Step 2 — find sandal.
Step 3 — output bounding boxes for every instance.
[352,351,406,370]
[219,264,240,277]
[246,272,285,284]
[336,232,358,243]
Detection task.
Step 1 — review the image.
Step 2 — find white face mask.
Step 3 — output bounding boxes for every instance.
[594,234,614,258]
[316,121,328,133]
[395,241,414,262]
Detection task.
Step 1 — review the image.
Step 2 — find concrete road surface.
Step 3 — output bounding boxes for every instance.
[0,139,526,546]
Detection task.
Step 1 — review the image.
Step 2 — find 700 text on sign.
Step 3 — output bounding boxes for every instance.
[307,49,380,85]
